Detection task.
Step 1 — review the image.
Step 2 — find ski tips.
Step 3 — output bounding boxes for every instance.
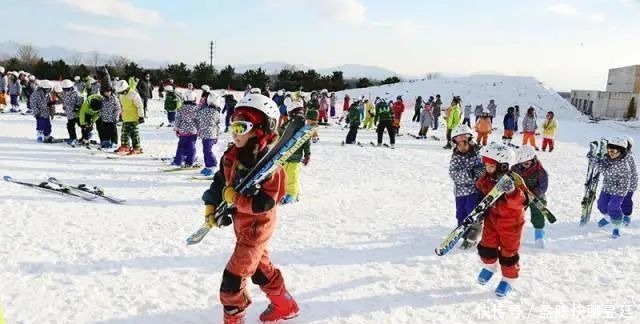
[3,175,12,181]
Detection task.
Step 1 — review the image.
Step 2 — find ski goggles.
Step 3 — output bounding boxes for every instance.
[229,121,254,135]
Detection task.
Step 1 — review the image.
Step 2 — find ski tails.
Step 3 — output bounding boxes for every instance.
[4,176,96,201]
[47,177,125,204]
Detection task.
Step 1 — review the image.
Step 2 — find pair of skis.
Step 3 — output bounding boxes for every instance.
[579,139,608,226]
[4,176,125,204]
[435,172,557,256]
[186,115,316,245]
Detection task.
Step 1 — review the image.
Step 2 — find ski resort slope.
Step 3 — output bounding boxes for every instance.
[1,95,639,324]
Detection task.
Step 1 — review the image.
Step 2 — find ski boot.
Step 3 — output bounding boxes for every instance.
[115,145,130,154]
[200,167,213,177]
[442,142,452,149]
[281,194,296,205]
[43,136,54,143]
[611,228,621,239]
[495,279,513,298]
[477,263,497,285]
[36,131,44,143]
[259,289,299,323]
[100,140,112,149]
[128,147,143,155]
[623,215,631,227]
[389,144,395,149]
[223,309,245,324]
[597,217,610,228]
[534,228,545,249]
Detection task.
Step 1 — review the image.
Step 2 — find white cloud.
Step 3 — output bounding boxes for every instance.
[547,3,607,24]
[57,0,162,26]
[65,23,150,40]
[547,3,580,15]
[265,0,365,24]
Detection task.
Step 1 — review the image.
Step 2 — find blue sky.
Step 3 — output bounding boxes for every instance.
[5,0,640,90]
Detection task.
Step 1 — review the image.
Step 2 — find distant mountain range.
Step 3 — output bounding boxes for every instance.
[0,41,403,80]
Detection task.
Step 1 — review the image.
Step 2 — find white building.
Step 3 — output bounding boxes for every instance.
[570,65,640,119]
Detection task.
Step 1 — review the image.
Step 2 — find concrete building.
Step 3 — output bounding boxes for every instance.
[570,65,639,120]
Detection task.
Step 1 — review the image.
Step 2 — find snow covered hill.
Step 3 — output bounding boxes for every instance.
[1,91,639,324]
[337,75,577,121]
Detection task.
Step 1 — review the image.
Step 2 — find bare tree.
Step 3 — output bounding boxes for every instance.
[69,54,82,66]
[109,56,130,76]
[425,72,441,80]
[90,52,100,71]
[16,45,40,67]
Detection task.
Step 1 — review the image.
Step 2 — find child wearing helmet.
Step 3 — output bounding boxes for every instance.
[362,98,376,129]
[114,80,144,154]
[7,73,21,112]
[60,79,84,146]
[474,111,492,146]
[201,93,298,324]
[418,101,434,138]
[278,99,311,204]
[97,83,122,149]
[375,97,396,146]
[511,146,549,248]
[591,137,632,238]
[30,80,55,142]
[164,85,181,127]
[476,143,527,297]
[170,91,200,166]
[329,92,336,118]
[276,91,288,128]
[502,107,516,146]
[621,136,637,226]
[344,100,362,145]
[339,94,350,125]
[195,93,222,176]
[448,124,484,249]
[521,106,539,150]
[392,95,405,136]
[222,94,237,133]
[443,97,461,149]
[318,91,330,124]
[305,96,320,143]
[541,111,558,152]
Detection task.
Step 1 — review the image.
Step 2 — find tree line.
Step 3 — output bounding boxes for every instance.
[0,45,402,91]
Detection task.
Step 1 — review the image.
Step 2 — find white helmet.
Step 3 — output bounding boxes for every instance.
[61,79,74,89]
[284,97,304,112]
[608,136,628,151]
[114,77,120,81]
[201,85,210,92]
[0,66,4,73]
[625,136,634,149]
[236,94,279,132]
[249,88,262,94]
[53,84,63,93]
[479,143,515,170]
[38,80,53,89]
[28,75,36,81]
[89,77,97,84]
[516,145,537,164]
[451,124,473,142]
[321,89,328,94]
[114,80,129,93]
[277,89,284,96]
[164,85,174,92]
[206,92,221,107]
[183,90,198,102]
[74,76,80,81]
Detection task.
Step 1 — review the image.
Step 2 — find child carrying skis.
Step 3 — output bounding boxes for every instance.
[622,137,637,226]
[201,93,299,324]
[591,137,632,238]
[476,143,527,297]
[171,92,200,167]
[195,92,222,176]
[448,124,484,248]
[279,99,311,204]
[512,145,549,248]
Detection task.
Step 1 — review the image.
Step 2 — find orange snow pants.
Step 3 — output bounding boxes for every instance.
[476,132,489,146]
[522,132,538,148]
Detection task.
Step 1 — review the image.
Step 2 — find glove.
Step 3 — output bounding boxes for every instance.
[302,155,310,166]
[138,117,145,124]
[223,186,237,204]
[204,205,217,228]
[211,138,218,144]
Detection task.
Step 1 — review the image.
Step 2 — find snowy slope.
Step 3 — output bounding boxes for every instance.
[1,92,639,324]
[337,75,577,120]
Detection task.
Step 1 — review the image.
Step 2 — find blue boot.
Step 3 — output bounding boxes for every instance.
[477,268,495,285]
[534,229,545,249]
[611,228,621,239]
[281,194,296,205]
[200,167,213,177]
[597,217,610,228]
[495,280,513,298]
[623,215,631,226]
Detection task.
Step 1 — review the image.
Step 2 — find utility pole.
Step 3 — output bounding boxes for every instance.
[209,41,216,72]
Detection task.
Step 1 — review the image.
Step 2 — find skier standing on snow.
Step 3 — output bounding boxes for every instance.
[412,96,423,122]
[448,125,484,245]
[164,85,181,127]
[222,94,237,133]
[418,101,433,139]
[59,79,84,146]
[30,80,55,142]
[97,84,121,149]
[375,97,396,147]
[443,97,461,149]
[171,91,200,166]
[433,94,442,130]
[521,106,539,150]
[305,92,320,143]
[622,137,637,226]
[514,105,520,132]
[541,111,557,152]
[279,99,311,204]
[487,99,497,123]
[115,80,144,154]
[592,137,632,238]
[137,74,153,118]
[474,111,492,146]
[512,146,549,248]
[344,100,362,145]
[362,98,376,129]
[339,94,350,125]
[329,92,336,118]
[474,104,484,122]
[476,143,527,297]
[502,107,516,146]
[392,95,405,136]
[318,89,330,124]
[462,104,472,127]
[201,93,299,324]
[195,92,222,176]
[0,66,7,113]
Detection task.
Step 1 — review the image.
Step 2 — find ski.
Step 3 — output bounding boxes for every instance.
[47,177,125,204]
[186,115,315,245]
[383,143,394,149]
[580,139,607,225]
[156,122,165,129]
[3,176,96,201]
[435,174,514,256]
[162,165,202,172]
[190,176,214,181]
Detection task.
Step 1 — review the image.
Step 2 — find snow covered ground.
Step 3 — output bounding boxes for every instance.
[1,84,640,324]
